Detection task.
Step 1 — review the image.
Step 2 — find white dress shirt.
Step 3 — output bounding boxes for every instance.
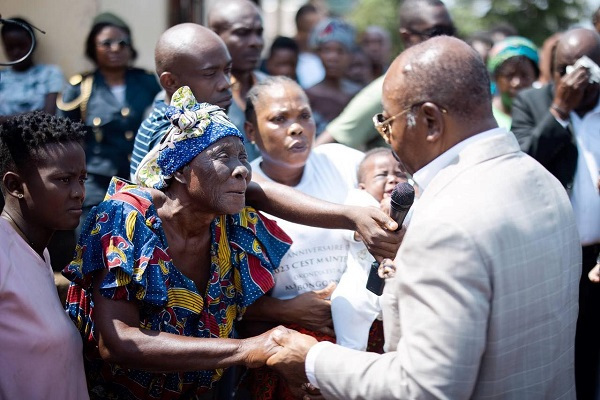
[568,100,600,246]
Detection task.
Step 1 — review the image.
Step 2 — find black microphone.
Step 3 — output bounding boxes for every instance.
[366,182,415,295]
[389,182,415,230]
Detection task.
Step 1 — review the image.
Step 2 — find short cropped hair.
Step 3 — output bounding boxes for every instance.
[398,37,492,120]
[357,147,393,183]
[245,76,306,122]
[295,4,318,28]
[269,36,299,58]
[0,112,86,181]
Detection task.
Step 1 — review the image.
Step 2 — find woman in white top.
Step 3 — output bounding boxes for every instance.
[0,112,89,399]
[245,76,365,305]
[241,75,367,399]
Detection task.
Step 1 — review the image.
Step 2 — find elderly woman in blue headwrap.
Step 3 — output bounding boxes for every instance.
[62,86,293,400]
[487,36,539,129]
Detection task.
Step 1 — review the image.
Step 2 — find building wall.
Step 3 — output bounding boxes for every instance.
[1,0,168,78]
[262,0,305,47]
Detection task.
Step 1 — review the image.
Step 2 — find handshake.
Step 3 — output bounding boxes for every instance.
[246,326,322,399]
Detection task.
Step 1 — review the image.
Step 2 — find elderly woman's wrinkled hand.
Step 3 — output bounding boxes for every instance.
[351,206,404,261]
[240,326,290,369]
[266,328,318,397]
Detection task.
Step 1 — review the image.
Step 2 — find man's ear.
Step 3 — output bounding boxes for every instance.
[244,120,257,144]
[2,171,25,199]
[159,71,179,95]
[420,102,445,143]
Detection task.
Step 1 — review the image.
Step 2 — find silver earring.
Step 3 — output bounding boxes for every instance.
[17,194,24,199]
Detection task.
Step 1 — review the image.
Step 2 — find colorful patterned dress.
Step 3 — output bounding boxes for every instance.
[63,178,292,399]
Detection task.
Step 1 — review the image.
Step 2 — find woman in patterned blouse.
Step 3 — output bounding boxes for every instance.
[63,86,292,400]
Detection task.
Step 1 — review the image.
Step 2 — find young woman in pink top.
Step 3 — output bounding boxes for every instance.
[0,112,89,399]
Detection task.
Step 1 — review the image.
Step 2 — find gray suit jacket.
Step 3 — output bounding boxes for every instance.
[313,131,580,399]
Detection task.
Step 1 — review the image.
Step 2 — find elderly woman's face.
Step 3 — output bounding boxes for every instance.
[94,26,132,69]
[184,136,250,215]
[249,82,315,170]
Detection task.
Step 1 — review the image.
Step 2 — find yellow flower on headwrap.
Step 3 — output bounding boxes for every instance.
[134,86,243,189]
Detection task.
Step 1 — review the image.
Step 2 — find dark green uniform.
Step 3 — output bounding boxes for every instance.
[58,68,160,208]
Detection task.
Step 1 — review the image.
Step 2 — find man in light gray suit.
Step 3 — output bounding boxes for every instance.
[267,36,581,399]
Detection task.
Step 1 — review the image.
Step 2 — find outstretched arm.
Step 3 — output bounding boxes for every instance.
[91,269,283,371]
[246,180,402,261]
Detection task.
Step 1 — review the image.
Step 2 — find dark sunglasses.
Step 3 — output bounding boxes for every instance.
[96,38,131,49]
[407,25,456,39]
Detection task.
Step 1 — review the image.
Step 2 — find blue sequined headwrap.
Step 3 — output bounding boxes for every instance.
[135,86,243,189]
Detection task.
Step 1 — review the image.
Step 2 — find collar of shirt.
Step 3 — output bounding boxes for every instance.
[570,96,600,126]
[412,127,507,192]
[567,96,600,245]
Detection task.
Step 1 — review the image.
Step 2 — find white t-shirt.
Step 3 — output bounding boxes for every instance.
[568,100,600,246]
[0,218,89,400]
[296,52,325,89]
[250,143,364,300]
[110,84,127,106]
[331,188,382,350]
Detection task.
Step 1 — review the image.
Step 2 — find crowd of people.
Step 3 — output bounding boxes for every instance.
[1,0,599,399]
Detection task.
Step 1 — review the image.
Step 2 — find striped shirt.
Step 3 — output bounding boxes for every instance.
[130,99,169,179]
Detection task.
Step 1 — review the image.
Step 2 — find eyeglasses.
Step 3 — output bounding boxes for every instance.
[373,102,447,139]
[96,38,131,49]
[406,25,456,39]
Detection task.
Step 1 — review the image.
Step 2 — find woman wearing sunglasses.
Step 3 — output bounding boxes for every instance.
[58,12,160,234]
